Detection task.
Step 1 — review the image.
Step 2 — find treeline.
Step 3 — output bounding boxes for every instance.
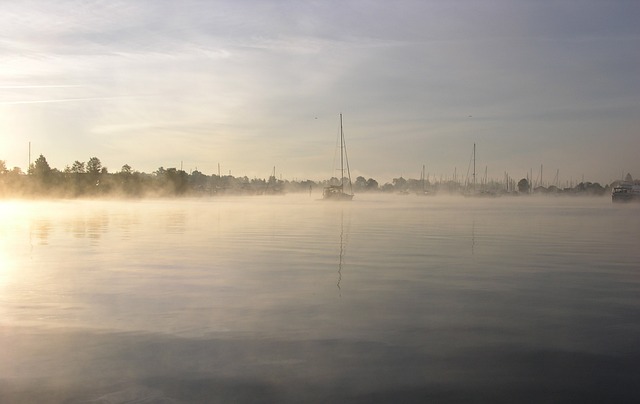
[0,154,619,198]
[0,155,373,198]
[382,177,612,196]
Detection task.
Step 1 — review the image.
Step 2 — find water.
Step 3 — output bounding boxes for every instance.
[1,194,639,403]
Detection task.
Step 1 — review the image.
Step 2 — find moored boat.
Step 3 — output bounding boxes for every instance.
[416,165,432,196]
[612,183,640,202]
[323,114,354,201]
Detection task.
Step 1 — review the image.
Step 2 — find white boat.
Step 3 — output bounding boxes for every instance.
[323,114,354,201]
[612,182,640,202]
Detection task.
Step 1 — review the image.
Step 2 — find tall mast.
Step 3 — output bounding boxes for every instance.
[473,143,476,192]
[340,113,344,188]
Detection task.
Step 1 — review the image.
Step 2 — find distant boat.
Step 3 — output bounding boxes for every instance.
[612,182,640,202]
[462,143,477,196]
[416,164,431,196]
[263,166,284,195]
[323,114,354,201]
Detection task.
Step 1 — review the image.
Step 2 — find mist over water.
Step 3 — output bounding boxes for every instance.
[1,194,639,403]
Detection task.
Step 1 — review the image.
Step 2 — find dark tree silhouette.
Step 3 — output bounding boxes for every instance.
[87,157,102,175]
[392,177,407,191]
[71,161,85,173]
[354,176,367,191]
[517,178,530,193]
[32,155,52,178]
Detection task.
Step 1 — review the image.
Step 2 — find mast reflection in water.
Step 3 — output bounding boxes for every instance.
[1,195,639,403]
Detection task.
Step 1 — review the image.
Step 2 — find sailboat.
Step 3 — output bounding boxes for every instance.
[463,143,477,196]
[323,114,354,201]
[263,166,284,195]
[464,143,497,197]
[416,164,431,196]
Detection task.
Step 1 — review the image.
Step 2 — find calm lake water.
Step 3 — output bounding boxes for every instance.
[1,194,639,403]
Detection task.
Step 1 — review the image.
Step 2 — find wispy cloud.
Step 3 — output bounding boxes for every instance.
[0,0,638,183]
[0,85,83,89]
[0,96,140,105]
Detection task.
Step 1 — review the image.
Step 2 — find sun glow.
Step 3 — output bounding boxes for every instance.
[0,112,29,171]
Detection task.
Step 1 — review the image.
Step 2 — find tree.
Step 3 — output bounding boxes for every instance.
[190,170,208,190]
[354,176,367,191]
[27,154,53,193]
[381,183,394,192]
[154,167,189,195]
[118,164,142,196]
[71,161,85,174]
[32,154,52,178]
[86,157,102,175]
[327,176,340,186]
[366,178,379,191]
[517,178,530,193]
[0,160,7,174]
[165,168,189,194]
[392,177,407,191]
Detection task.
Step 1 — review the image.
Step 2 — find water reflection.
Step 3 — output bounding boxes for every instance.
[163,210,187,234]
[471,218,475,255]
[31,219,51,245]
[65,211,110,244]
[1,196,639,403]
[337,209,347,296]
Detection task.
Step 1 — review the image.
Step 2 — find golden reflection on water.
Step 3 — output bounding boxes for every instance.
[0,248,11,289]
[0,202,26,296]
[0,196,639,403]
[65,211,109,243]
[1,195,638,338]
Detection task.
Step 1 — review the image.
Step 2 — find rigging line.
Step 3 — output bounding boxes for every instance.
[342,130,353,194]
[465,147,474,187]
[331,124,341,181]
[337,208,352,297]
[337,210,344,296]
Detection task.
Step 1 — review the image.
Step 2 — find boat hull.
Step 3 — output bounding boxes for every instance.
[325,193,353,201]
[612,184,640,202]
[323,186,353,201]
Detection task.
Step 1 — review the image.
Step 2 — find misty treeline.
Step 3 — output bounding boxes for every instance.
[0,155,620,198]
[0,155,369,198]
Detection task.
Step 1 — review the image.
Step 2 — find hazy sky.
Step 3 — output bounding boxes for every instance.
[1,0,638,184]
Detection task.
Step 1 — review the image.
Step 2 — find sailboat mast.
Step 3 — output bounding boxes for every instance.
[473,143,476,192]
[340,113,344,188]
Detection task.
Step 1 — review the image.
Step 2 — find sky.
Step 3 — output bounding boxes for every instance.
[1,0,639,185]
